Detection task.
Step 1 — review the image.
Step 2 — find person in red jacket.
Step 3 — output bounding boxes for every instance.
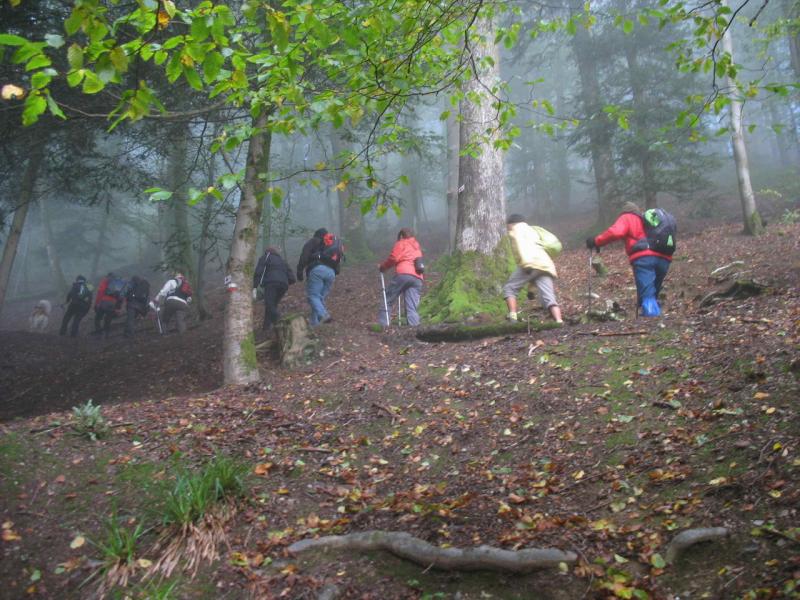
[378,228,424,327]
[93,272,124,337]
[587,202,672,316]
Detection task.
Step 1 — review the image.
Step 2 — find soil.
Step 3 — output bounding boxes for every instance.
[1,220,798,599]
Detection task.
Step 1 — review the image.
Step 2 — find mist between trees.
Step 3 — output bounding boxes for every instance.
[0,0,798,384]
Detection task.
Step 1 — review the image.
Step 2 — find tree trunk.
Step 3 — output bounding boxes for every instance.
[721,21,763,236]
[0,142,44,320]
[169,124,195,280]
[622,37,657,209]
[572,25,618,225]
[39,196,68,294]
[194,145,218,321]
[331,130,371,259]
[222,112,271,385]
[446,111,460,253]
[90,207,110,280]
[787,0,800,80]
[552,67,571,213]
[455,16,506,254]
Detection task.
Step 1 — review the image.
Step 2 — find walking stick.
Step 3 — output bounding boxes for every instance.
[397,296,403,327]
[155,305,164,334]
[380,272,390,326]
[587,248,593,314]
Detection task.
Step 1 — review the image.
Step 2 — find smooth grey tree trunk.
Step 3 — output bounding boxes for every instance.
[572,25,618,225]
[39,197,68,294]
[223,112,271,385]
[169,124,195,280]
[331,130,370,258]
[0,142,44,320]
[455,16,506,254]
[721,21,763,235]
[90,207,110,280]
[445,111,459,253]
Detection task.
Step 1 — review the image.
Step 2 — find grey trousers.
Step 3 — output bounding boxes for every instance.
[160,297,188,333]
[502,267,558,309]
[380,274,423,326]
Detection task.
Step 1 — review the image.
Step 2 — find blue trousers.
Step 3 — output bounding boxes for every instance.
[631,256,670,306]
[306,265,335,326]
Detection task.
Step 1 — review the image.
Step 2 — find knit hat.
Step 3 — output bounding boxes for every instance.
[314,228,328,238]
[621,202,642,214]
[506,214,526,225]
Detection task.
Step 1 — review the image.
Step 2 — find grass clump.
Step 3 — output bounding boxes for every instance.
[88,513,148,594]
[70,400,110,441]
[162,454,248,526]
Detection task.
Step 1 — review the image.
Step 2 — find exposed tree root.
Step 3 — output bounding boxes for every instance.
[699,279,766,308]
[289,530,577,573]
[416,320,562,343]
[665,527,730,564]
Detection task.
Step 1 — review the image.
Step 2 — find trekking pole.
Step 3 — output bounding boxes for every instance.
[380,272,390,326]
[155,306,163,335]
[587,247,593,314]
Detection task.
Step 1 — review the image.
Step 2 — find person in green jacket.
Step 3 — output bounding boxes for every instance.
[503,214,563,323]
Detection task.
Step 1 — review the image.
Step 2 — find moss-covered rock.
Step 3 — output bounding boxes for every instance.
[420,237,516,323]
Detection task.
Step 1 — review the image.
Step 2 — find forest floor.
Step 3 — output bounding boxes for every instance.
[1,221,798,599]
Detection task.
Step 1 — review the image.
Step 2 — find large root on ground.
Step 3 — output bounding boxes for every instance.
[289,530,576,573]
[665,527,730,564]
[416,320,562,343]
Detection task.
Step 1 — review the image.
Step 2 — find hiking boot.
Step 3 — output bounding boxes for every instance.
[507,311,518,322]
[323,316,334,324]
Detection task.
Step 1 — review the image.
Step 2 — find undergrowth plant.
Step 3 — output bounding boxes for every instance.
[70,400,110,441]
[92,515,145,567]
[161,455,248,526]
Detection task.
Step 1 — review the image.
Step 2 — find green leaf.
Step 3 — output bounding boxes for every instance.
[0,34,30,46]
[623,19,634,34]
[45,92,66,119]
[650,553,666,569]
[44,34,65,48]
[67,44,84,70]
[66,69,84,87]
[30,71,52,90]
[202,52,224,82]
[26,54,51,71]
[146,189,173,202]
[81,70,104,94]
[109,47,129,72]
[183,65,203,90]
[22,92,47,126]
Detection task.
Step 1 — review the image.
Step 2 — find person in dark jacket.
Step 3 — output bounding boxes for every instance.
[123,275,150,337]
[60,275,93,337]
[586,201,673,316]
[296,228,338,326]
[253,247,296,332]
[93,272,124,338]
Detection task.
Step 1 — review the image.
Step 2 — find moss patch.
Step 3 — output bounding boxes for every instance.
[420,238,516,323]
[240,332,258,371]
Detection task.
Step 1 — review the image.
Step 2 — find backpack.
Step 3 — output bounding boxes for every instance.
[414,256,425,275]
[631,208,677,256]
[315,233,344,270]
[530,226,562,258]
[72,281,92,305]
[169,277,193,300]
[105,277,126,298]
[129,278,150,303]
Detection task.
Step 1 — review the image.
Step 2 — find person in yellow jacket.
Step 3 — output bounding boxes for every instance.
[503,214,563,323]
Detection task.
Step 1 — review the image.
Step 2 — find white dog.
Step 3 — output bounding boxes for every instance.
[29,299,52,333]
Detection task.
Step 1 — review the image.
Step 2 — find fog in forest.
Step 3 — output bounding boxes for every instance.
[1,0,798,320]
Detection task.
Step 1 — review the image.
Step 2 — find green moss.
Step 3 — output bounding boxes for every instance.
[240,332,258,371]
[417,320,562,343]
[420,238,516,323]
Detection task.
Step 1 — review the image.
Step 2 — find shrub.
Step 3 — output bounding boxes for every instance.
[70,400,109,441]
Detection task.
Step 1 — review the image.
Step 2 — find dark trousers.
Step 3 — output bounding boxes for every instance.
[263,283,288,330]
[125,302,147,337]
[94,306,116,338]
[60,303,89,337]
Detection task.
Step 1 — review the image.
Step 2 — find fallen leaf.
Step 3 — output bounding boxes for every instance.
[70,535,85,549]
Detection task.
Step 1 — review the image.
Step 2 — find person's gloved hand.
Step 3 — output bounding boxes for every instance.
[252,288,258,300]
[585,237,598,250]
[186,296,192,304]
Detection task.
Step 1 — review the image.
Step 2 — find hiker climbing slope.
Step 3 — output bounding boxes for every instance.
[93,272,125,338]
[296,228,343,326]
[378,227,424,327]
[60,275,93,337]
[587,201,676,317]
[154,272,193,334]
[123,275,150,338]
[253,246,295,333]
[504,214,563,323]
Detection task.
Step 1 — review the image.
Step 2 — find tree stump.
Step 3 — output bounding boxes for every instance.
[275,314,319,367]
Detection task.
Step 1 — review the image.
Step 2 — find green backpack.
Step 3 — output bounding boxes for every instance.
[531,226,562,258]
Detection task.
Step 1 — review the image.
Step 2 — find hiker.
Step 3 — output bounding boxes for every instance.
[503,214,563,323]
[586,201,675,316]
[253,246,296,332]
[154,272,193,334]
[60,275,93,337]
[296,228,343,326]
[378,227,424,327]
[123,275,150,337]
[93,272,125,338]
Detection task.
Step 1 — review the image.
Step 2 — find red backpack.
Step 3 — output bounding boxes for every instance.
[315,233,344,269]
[170,277,193,300]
